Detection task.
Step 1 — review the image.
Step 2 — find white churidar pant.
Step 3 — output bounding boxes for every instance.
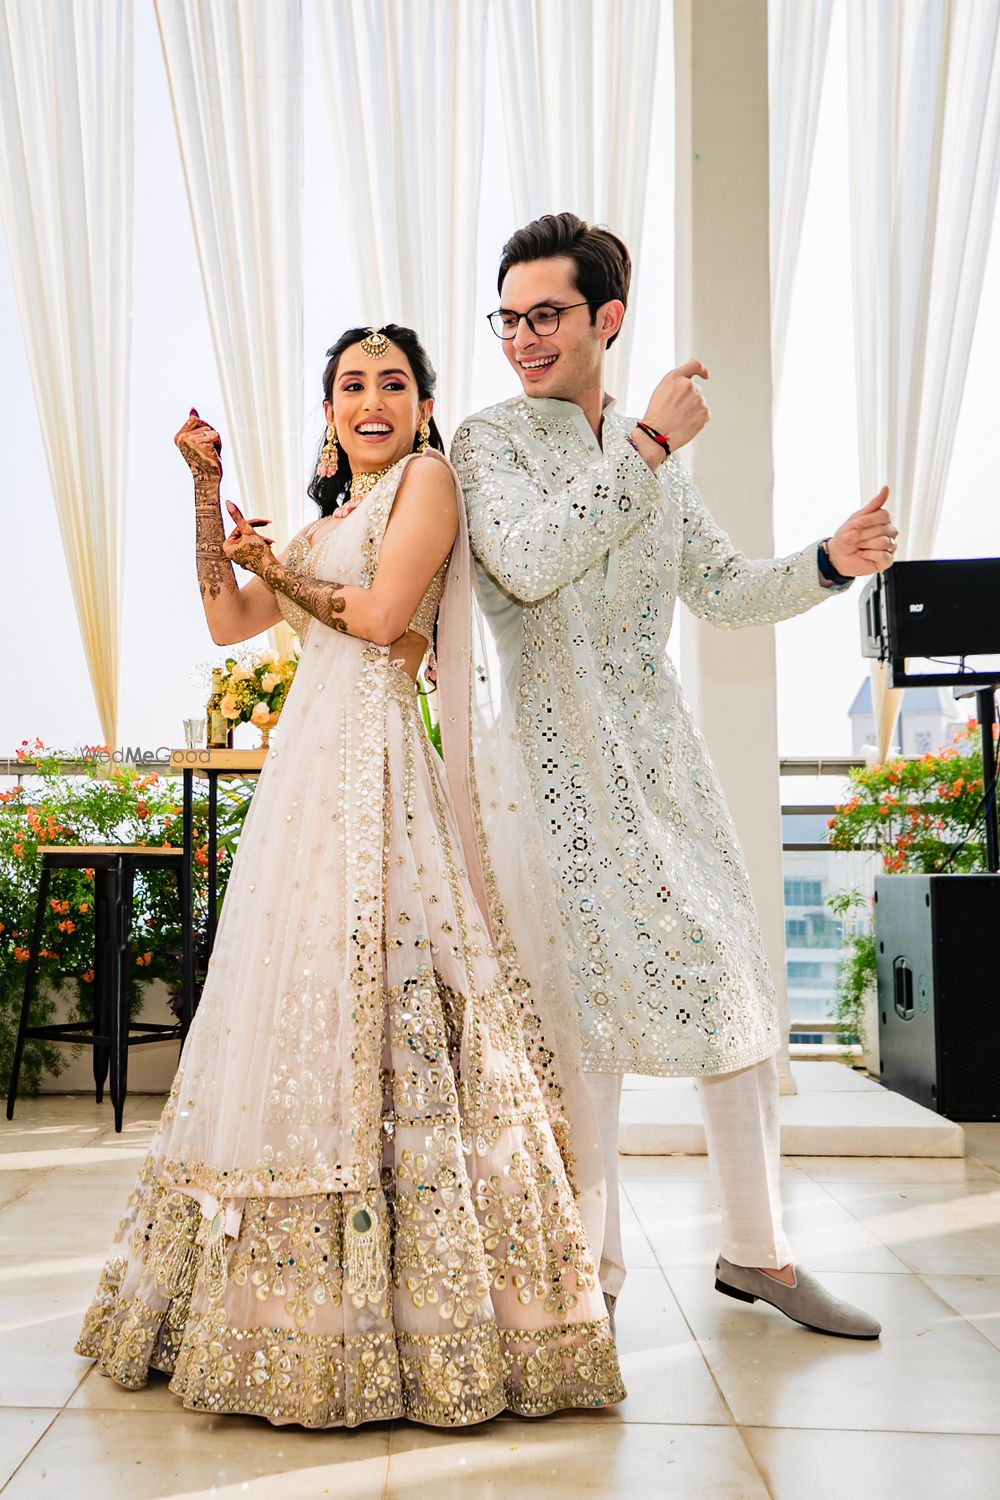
[584,1055,793,1296]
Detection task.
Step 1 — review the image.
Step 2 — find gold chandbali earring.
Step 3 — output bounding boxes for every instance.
[316,423,339,479]
[359,327,390,359]
[416,421,431,454]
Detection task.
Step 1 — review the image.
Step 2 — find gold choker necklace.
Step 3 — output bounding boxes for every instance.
[349,463,394,502]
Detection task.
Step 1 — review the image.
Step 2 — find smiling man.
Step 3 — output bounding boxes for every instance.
[451,211,895,1341]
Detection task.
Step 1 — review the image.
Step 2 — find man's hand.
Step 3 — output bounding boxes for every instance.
[827,486,897,577]
[632,359,710,469]
[222,501,275,576]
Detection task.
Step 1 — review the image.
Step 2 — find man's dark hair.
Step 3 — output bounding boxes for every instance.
[497,211,632,349]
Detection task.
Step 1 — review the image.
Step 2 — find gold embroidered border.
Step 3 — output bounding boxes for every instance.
[166,1312,623,1429]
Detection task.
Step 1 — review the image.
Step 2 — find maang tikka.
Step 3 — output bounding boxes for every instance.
[360,327,390,359]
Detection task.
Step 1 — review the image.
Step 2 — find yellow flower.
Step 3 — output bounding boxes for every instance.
[261,671,278,693]
[219,693,239,719]
[260,649,279,666]
[250,700,271,727]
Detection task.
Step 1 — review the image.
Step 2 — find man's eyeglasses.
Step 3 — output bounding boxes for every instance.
[487,301,592,339]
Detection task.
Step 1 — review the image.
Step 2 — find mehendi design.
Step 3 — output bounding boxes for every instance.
[194,480,238,603]
[263,557,351,634]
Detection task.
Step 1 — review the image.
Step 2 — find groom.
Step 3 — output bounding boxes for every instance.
[452,211,895,1339]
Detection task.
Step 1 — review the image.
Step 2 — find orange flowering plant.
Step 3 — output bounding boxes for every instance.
[0,741,230,1095]
[827,720,993,876]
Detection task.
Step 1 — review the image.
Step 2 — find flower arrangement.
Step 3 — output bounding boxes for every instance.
[216,649,297,737]
[0,741,228,1095]
[827,719,993,874]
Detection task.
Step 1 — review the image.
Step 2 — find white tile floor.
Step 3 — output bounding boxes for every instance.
[1,1087,999,1499]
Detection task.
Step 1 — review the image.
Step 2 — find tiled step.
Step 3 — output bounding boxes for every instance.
[619,1061,965,1157]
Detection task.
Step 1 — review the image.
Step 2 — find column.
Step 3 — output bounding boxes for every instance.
[674,0,795,1091]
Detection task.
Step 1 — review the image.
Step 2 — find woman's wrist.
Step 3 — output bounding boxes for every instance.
[193,472,222,503]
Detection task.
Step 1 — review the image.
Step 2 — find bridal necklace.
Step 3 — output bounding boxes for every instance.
[337,460,395,518]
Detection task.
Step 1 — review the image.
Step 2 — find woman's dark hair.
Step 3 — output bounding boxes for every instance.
[497,211,631,349]
[308,323,445,516]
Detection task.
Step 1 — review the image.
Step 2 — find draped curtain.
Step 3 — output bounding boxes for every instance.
[768,0,832,400]
[311,0,488,441]
[0,0,133,747]
[846,0,1000,757]
[154,0,304,653]
[493,0,661,401]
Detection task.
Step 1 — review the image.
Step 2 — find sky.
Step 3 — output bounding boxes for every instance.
[1,2,998,768]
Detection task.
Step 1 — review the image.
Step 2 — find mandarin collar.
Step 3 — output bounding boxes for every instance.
[523,392,617,419]
[522,393,619,450]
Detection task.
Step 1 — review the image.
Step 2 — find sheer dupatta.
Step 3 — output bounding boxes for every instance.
[436,473,607,1256]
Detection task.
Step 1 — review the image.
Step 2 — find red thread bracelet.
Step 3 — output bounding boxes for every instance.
[635,420,671,455]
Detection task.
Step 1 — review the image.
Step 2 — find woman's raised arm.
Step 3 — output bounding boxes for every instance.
[174,410,282,646]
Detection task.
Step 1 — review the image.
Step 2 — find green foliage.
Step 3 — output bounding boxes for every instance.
[0,741,227,1096]
[827,889,877,1054]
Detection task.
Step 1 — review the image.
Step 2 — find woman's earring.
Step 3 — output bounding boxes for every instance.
[416,421,430,454]
[316,424,339,479]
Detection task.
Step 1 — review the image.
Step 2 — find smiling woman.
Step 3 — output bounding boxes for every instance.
[308,323,447,517]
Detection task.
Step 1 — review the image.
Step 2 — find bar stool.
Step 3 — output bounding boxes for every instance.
[6,844,185,1132]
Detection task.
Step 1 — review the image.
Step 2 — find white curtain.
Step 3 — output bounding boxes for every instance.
[493,0,661,401]
[311,0,488,440]
[769,0,832,400]
[155,0,303,653]
[0,0,132,747]
[846,0,1000,757]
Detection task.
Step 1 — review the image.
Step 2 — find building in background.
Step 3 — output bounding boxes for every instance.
[848,681,962,757]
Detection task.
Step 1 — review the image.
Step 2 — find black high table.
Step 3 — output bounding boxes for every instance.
[170,747,266,1036]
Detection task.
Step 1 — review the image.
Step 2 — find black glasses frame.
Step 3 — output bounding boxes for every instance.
[487,301,593,339]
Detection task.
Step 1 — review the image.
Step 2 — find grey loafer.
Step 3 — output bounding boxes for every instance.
[715,1256,881,1340]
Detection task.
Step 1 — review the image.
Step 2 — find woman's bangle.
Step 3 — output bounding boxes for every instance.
[635,420,671,455]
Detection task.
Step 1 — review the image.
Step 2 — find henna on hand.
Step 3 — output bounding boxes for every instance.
[222,525,275,576]
[175,411,224,483]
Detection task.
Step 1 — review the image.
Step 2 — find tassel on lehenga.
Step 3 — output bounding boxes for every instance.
[344,1198,387,1302]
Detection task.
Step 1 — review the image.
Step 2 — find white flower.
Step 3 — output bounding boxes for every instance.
[230,664,251,682]
[261,672,279,693]
[250,700,271,727]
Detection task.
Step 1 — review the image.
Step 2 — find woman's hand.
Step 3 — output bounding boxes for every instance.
[175,408,223,484]
[222,500,275,577]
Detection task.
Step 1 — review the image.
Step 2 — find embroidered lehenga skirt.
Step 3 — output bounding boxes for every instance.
[75,461,623,1428]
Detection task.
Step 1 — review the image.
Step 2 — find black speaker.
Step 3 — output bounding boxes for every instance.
[874,874,1000,1120]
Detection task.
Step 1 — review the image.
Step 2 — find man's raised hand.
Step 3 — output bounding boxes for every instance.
[632,360,710,469]
[826,487,897,577]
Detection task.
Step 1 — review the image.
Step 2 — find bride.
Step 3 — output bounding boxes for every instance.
[75,323,624,1428]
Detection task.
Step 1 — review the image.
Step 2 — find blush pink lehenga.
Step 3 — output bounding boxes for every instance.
[75,451,624,1428]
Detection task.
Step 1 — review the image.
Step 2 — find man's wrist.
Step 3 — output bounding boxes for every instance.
[629,426,666,472]
[818,538,853,587]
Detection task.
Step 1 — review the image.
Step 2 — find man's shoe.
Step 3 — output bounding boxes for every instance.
[714,1256,881,1340]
